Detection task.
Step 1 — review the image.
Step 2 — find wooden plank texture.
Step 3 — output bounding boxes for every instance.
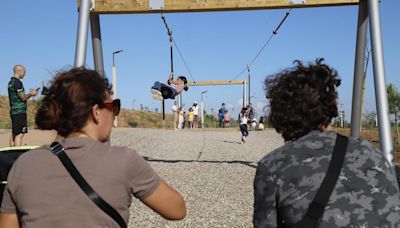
[80,0,359,14]
[186,80,246,86]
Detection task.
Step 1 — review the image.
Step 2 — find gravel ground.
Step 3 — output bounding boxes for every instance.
[110,128,284,227]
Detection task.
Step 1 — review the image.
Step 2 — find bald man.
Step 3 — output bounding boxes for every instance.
[7,65,38,146]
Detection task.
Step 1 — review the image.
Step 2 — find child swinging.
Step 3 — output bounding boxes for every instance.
[151,72,188,100]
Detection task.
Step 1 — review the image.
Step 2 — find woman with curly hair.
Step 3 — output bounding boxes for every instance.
[0,68,186,227]
[253,59,400,227]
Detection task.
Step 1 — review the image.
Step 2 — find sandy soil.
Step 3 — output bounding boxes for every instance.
[0,129,57,147]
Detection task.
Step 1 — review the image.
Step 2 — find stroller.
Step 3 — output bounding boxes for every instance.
[0,146,38,206]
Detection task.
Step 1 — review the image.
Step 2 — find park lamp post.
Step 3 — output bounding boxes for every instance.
[201,90,208,129]
[112,49,123,127]
[247,64,251,105]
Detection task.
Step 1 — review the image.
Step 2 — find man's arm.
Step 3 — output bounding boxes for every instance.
[17,89,38,101]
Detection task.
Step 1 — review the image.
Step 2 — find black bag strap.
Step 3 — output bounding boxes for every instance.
[296,134,348,228]
[50,142,127,228]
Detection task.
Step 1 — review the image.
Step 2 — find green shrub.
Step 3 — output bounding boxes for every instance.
[128,119,138,128]
[0,120,11,129]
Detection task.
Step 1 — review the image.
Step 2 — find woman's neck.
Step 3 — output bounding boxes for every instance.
[67,131,93,140]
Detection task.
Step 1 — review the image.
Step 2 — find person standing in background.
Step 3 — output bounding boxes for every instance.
[177,107,184,130]
[238,107,249,144]
[188,108,194,129]
[223,110,231,128]
[247,103,255,130]
[218,103,226,128]
[192,102,199,128]
[7,65,38,146]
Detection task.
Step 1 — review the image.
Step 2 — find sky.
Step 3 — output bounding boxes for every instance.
[1,1,399,120]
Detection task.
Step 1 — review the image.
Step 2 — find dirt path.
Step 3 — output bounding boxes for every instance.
[0,129,57,147]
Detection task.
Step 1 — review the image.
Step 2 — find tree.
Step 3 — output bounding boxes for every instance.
[362,110,377,129]
[387,83,400,144]
[332,110,349,128]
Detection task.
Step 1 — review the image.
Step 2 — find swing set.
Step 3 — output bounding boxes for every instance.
[73,0,394,165]
[154,9,288,118]
[152,13,250,121]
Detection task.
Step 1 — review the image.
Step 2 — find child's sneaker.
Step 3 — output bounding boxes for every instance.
[151,88,162,96]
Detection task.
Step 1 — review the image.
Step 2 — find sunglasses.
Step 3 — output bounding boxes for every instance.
[103,99,121,116]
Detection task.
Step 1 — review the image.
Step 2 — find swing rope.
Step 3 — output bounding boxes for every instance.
[161,14,196,83]
[160,14,173,121]
[161,14,174,74]
[172,37,196,83]
[230,9,292,81]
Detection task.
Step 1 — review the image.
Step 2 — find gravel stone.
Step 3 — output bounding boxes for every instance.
[110,128,284,227]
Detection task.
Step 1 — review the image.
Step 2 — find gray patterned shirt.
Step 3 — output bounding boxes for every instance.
[253,130,400,228]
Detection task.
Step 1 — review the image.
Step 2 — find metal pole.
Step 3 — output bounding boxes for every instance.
[201,94,204,129]
[201,91,207,128]
[112,53,115,67]
[112,66,118,127]
[367,0,393,163]
[172,101,177,129]
[351,0,368,138]
[179,94,183,108]
[360,50,371,129]
[112,66,117,99]
[90,13,105,77]
[243,81,247,107]
[162,99,165,121]
[170,37,174,74]
[340,110,344,128]
[247,64,251,105]
[112,50,123,127]
[74,0,92,67]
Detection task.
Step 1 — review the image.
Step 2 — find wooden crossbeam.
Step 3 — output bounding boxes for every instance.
[186,80,246,86]
[82,0,359,14]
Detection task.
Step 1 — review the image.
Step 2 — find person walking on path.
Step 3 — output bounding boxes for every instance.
[188,108,194,129]
[192,102,199,128]
[223,110,231,128]
[218,103,226,128]
[253,58,400,227]
[7,64,38,146]
[238,107,249,144]
[177,107,184,130]
[258,116,264,130]
[171,102,179,130]
[246,103,255,131]
[0,67,186,227]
